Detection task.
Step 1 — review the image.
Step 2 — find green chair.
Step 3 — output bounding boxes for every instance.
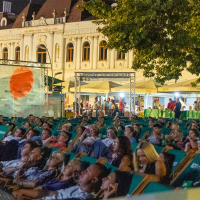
[0,125,12,140]
[80,155,97,165]
[50,147,60,156]
[154,145,164,154]
[64,152,77,165]
[127,173,145,195]
[143,182,172,194]
[171,153,200,187]
[168,149,187,173]
[104,163,118,173]
[131,143,139,153]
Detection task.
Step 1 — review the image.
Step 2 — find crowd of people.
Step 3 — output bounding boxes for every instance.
[0,113,199,199]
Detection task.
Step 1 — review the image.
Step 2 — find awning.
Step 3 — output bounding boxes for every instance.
[158,78,200,92]
[70,81,121,93]
[111,80,157,94]
[45,76,64,86]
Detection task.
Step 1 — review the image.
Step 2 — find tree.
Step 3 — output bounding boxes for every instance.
[81,0,200,85]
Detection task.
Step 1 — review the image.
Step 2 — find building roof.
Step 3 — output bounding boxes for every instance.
[12,2,44,28]
[35,0,72,19]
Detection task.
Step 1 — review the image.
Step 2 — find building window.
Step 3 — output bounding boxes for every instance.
[3,47,8,60]
[15,46,20,62]
[117,52,125,60]
[99,41,107,61]
[37,45,46,63]
[66,43,74,62]
[83,42,90,61]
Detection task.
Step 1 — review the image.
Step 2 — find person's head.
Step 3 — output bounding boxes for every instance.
[124,125,135,139]
[76,98,78,102]
[41,129,51,140]
[24,122,30,128]
[191,123,198,130]
[61,123,72,132]
[134,142,159,171]
[189,106,192,111]
[112,136,133,162]
[106,127,117,139]
[26,130,40,140]
[153,124,161,135]
[107,98,110,102]
[89,124,99,137]
[101,170,133,197]
[170,130,183,141]
[169,98,172,102]
[42,122,50,130]
[57,131,71,144]
[77,126,86,135]
[133,124,140,132]
[48,151,65,169]
[14,128,26,137]
[171,123,179,131]
[35,117,41,124]
[176,98,179,102]
[189,129,199,139]
[99,111,104,118]
[21,141,39,157]
[83,115,88,122]
[194,101,197,104]
[149,120,154,127]
[62,159,89,182]
[79,163,109,193]
[94,97,98,102]
[28,147,43,163]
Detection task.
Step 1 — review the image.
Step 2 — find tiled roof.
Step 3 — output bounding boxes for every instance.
[67,0,82,23]
[35,0,72,19]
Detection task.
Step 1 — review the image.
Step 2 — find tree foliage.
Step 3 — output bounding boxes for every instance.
[81,0,200,85]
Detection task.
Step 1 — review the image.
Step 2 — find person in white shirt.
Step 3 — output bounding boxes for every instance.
[0,141,39,178]
[3,128,26,142]
[40,129,52,145]
[42,163,109,200]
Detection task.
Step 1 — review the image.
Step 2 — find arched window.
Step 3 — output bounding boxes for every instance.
[82,42,90,61]
[66,43,74,62]
[117,52,125,60]
[3,47,8,60]
[37,45,46,63]
[15,46,20,62]
[99,41,107,61]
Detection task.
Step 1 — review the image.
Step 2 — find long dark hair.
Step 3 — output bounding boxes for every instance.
[117,136,133,163]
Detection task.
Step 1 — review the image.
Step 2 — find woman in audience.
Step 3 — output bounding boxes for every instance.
[96,170,133,199]
[133,124,141,141]
[61,123,72,132]
[12,159,89,199]
[43,131,71,149]
[72,124,100,154]
[184,129,199,152]
[165,130,183,150]
[134,142,166,182]
[159,152,175,184]
[14,150,64,189]
[124,125,136,143]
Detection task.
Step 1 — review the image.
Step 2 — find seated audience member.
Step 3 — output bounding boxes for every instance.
[3,128,26,142]
[61,123,72,132]
[22,122,30,129]
[12,159,89,199]
[72,124,100,154]
[184,129,199,152]
[147,124,162,145]
[41,129,52,143]
[133,124,141,141]
[124,125,136,143]
[165,130,183,150]
[14,151,64,189]
[97,170,133,199]
[0,141,39,178]
[43,131,71,149]
[159,152,175,184]
[148,120,155,128]
[134,142,166,182]
[37,163,109,200]
[42,122,51,130]
[88,127,117,158]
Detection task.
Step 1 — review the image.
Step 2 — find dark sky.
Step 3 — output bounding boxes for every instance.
[0,0,46,15]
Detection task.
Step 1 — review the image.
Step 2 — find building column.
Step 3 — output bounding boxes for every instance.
[110,49,115,69]
[74,38,78,69]
[90,36,94,69]
[10,42,14,60]
[49,32,54,76]
[126,51,129,68]
[93,36,98,69]
[29,34,33,61]
[60,35,65,80]
[129,50,133,68]
[0,44,2,59]
[8,43,11,60]
[76,37,82,69]
[20,34,24,60]
[107,49,111,69]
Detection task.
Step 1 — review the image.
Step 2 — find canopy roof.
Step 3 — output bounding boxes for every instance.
[111,80,157,94]
[158,78,200,92]
[70,81,121,93]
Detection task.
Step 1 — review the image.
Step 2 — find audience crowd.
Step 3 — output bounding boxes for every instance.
[0,112,199,199]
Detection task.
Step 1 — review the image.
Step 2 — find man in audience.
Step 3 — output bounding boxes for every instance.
[167,98,175,111]
[41,129,52,144]
[40,163,109,200]
[42,122,51,130]
[3,128,26,142]
[0,141,39,178]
